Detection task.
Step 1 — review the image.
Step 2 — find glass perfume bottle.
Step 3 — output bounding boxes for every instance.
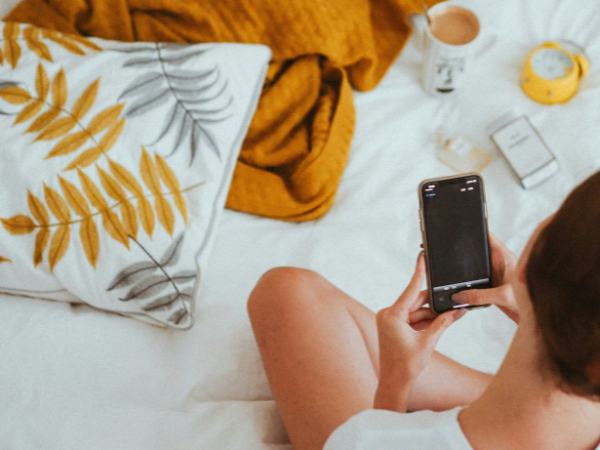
[435,128,492,173]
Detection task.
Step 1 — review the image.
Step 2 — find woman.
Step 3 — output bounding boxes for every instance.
[247,172,600,450]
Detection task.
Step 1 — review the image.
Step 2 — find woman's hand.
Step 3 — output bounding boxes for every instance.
[451,233,520,323]
[374,253,465,413]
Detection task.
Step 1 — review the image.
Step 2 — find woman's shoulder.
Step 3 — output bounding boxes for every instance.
[324,407,473,450]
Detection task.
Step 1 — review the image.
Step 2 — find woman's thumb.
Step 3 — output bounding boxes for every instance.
[452,288,495,306]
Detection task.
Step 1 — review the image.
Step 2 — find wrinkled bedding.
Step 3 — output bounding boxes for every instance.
[2,0,600,448]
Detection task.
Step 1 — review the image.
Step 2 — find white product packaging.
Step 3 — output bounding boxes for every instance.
[488,113,558,189]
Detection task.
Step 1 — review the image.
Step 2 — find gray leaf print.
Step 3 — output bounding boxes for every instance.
[160,49,209,66]
[109,234,198,329]
[106,261,158,291]
[159,233,185,267]
[168,307,188,326]
[171,271,197,284]
[125,89,171,118]
[119,72,165,100]
[142,291,180,312]
[142,287,192,312]
[121,274,171,301]
[117,42,232,164]
[0,81,18,89]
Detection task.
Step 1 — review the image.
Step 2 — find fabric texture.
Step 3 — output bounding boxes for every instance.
[5,0,437,221]
[0,21,270,328]
[324,408,473,450]
[3,0,600,448]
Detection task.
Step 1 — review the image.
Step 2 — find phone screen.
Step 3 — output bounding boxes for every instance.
[420,175,492,313]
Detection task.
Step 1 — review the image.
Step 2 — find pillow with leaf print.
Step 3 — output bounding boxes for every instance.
[0,21,271,329]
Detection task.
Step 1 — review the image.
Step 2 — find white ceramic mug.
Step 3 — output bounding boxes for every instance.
[416,2,494,96]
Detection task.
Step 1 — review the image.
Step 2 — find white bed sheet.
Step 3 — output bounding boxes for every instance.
[2,0,600,448]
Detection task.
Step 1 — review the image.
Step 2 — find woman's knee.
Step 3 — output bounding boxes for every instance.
[247,267,326,321]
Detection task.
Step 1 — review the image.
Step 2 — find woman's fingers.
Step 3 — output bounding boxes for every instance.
[409,290,429,313]
[390,253,426,314]
[425,309,467,342]
[452,284,510,307]
[452,288,491,306]
[409,307,436,323]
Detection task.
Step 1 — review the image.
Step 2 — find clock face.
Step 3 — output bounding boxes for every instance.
[531,48,573,80]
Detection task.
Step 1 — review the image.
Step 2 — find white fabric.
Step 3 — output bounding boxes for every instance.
[324,408,471,450]
[1,0,600,448]
[325,408,600,450]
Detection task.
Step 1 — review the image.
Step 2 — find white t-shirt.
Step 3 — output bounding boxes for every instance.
[325,407,600,450]
[324,407,472,450]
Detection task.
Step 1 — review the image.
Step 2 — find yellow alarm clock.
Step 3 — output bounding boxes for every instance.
[520,41,590,104]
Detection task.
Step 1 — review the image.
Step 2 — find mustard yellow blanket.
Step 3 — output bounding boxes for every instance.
[6,0,434,221]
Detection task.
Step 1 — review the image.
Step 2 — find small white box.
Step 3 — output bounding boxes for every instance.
[489,115,558,189]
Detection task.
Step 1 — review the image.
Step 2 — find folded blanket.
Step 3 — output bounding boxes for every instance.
[5,0,435,221]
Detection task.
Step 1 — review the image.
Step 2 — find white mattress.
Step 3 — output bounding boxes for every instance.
[2,0,600,448]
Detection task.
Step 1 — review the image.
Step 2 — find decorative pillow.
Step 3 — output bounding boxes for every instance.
[0,22,270,329]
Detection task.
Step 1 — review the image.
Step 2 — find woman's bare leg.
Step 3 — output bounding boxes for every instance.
[247,267,492,450]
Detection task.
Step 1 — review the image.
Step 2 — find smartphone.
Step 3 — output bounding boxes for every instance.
[418,174,492,314]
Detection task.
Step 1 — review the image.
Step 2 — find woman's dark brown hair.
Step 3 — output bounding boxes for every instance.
[526,171,600,399]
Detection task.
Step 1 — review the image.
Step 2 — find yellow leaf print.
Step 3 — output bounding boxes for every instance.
[141,148,174,236]
[137,197,155,239]
[102,208,130,248]
[28,190,50,225]
[23,26,52,62]
[1,215,36,235]
[48,224,69,271]
[28,190,50,266]
[44,184,71,223]
[58,176,91,217]
[58,176,100,267]
[33,227,50,267]
[98,119,125,152]
[72,79,99,121]
[140,148,162,195]
[155,154,188,224]
[0,86,31,104]
[0,256,11,264]
[77,169,129,248]
[36,116,77,141]
[97,165,138,239]
[26,108,61,133]
[42,29,85,55]
[0,44,4,65]
[108,158,155,238]
[87,104,125,135]
[65,147,103,171]
[47,131,89,159]
[156,197,174,236]
[15,64,50,125]
[51,68,67,109]
[3,22,21,69]
[35,63,50,100]
[14,100,44,125]
[80,217,100,267]
[67,34,102,52]
[119,198,138,239]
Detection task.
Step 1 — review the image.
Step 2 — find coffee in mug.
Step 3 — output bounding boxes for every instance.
[429,6,479,46]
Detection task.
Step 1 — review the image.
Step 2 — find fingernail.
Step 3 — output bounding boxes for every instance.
[452,292,466,302]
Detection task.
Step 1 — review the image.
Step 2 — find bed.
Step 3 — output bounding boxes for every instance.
[1,0,600,448]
